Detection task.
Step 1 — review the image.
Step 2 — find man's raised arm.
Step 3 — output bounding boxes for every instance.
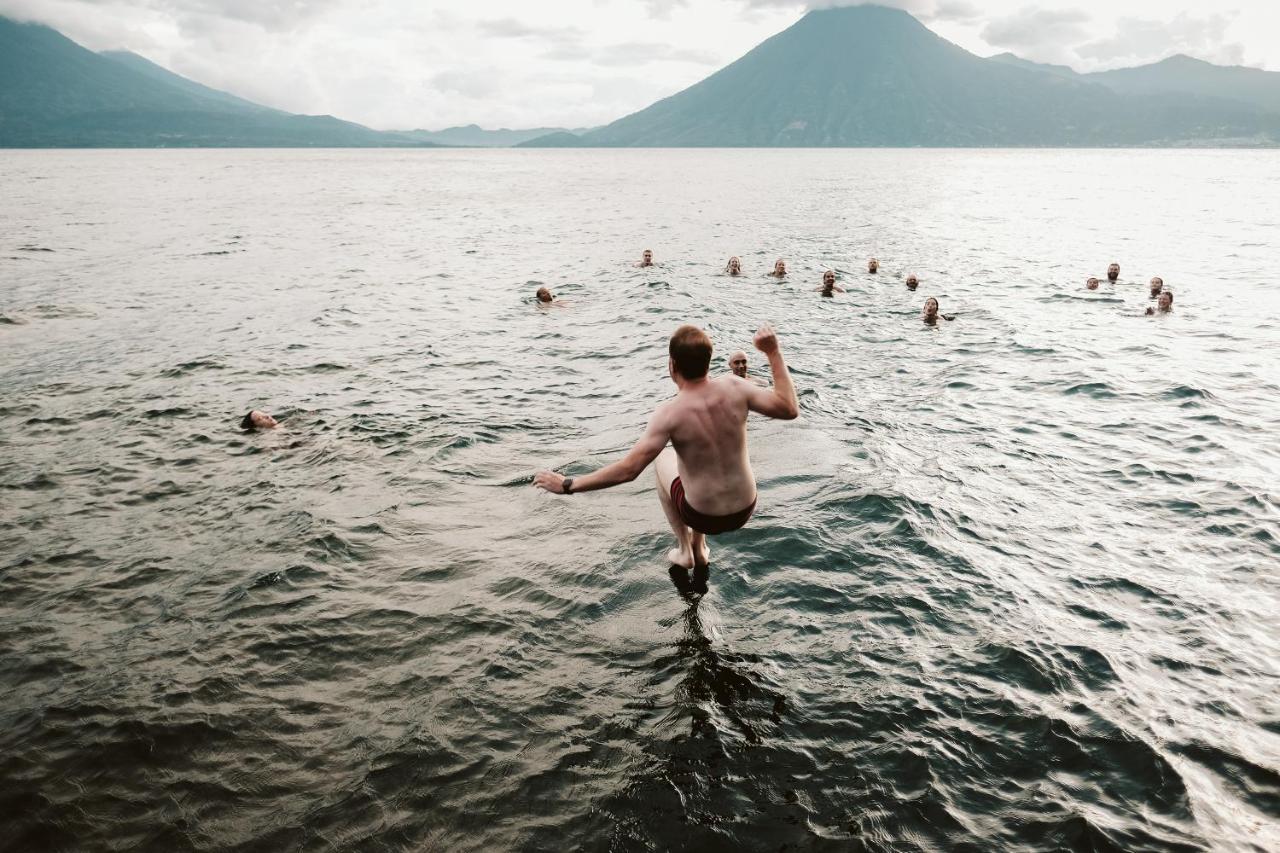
[533,411,671,495]
[746,324,799,421]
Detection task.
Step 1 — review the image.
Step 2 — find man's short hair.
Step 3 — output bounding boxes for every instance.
[240,411,255,431]
[669,325,712,379]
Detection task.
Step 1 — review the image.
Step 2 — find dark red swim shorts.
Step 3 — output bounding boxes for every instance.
[670,477,756,536]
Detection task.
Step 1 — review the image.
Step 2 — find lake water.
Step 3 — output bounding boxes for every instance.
[2,149,1279,852]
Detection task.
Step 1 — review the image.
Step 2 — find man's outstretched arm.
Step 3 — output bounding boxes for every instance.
[533,411,671,495]
[745,324,799,420]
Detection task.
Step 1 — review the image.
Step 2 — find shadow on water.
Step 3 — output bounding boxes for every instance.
[580,566,803,852]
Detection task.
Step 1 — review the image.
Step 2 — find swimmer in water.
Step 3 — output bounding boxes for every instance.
[868,258,879,274]
[769,259,787,278]
[240,410,278,430]
[730,350,769,386]
[1086,277,1100,290]
[922,297,955,325]
[906,274,919,291]
[535,286,569,306]
[814,270,845,297]
[638,249,654,268]
[533,324,799,571]
[1145,291,1173,314]
[1107,262,1120,282]
[1149,276,1164,297]
[725,257,742,276]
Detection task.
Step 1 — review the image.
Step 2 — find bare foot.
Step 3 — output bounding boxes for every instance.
[666,547,694,569]
[694,540,711,567]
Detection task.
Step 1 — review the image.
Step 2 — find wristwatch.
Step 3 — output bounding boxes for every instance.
[562,477,575,495]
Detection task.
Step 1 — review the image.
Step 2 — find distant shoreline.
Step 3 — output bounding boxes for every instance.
[4,144,1279,151]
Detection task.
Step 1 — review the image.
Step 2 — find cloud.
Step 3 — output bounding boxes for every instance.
[978,7,1092,64]
[734,0,980,21]
[589,42,721,67]
[430,68,504,100]
[476,17,582,42]
[643,0,687,18]
[1076,12,1245,68]
[925,1,982,24]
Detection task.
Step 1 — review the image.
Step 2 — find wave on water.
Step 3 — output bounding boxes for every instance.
[2,149,1278,853]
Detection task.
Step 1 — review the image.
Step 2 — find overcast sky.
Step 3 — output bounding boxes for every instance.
[3,0,1277,130]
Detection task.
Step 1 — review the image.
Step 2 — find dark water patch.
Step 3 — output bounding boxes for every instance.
[16,245,55,252]
[243,563,328,591]
[30,303,98,320]
[142,406,194,419]
[93,558,174,592]
[304,531,370,564]
[0,313,27,325]
[2,473,59,492]
[23,415,75,427]
[1164,385,1214,401]
[1065,602,1129,631]
[1172,741,1280,818]
[1063,381,1117,399]
[159,359,225,377]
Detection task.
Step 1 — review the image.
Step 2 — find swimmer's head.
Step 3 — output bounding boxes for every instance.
[536,286,553,303]
[868,258,879,273]
[668,324,712,382]
[241,410,278,431]
[726,256,742,275]
[1086,277,1100,290]
[642,249,653,265]
[1149,276,1163,295]
[1158,290,1173,311]
[906,274,918,290]
[1107,262,1120,282]
[729,350,748,379]
[923,298,940,320]
[773,259,786,276]
[822,270,836,287]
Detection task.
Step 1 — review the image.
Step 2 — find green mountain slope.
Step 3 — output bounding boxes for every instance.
[1088,55,1280,115]
[0,16,438,147]
[547,5,1278,147]
[99,50,277,114]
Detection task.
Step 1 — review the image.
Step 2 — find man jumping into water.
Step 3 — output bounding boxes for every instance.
[533,324,798,569]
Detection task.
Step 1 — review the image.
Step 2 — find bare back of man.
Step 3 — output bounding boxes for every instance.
[533,324,798,570]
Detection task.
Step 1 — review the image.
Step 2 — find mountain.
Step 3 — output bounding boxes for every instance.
[988,52,1080,81]
[99,50,276,114]
[0,16,440,147]
[994,52,1280,116]
[515,131,587,148]
[398,124,593,147]
[525,5,1279,147]
[1088,55,1280,115]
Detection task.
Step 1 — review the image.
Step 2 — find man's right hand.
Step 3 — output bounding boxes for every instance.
[753,324,780,356]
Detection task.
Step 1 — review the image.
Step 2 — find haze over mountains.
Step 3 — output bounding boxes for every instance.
[399,125,594,148]
[4,6,1279,149]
